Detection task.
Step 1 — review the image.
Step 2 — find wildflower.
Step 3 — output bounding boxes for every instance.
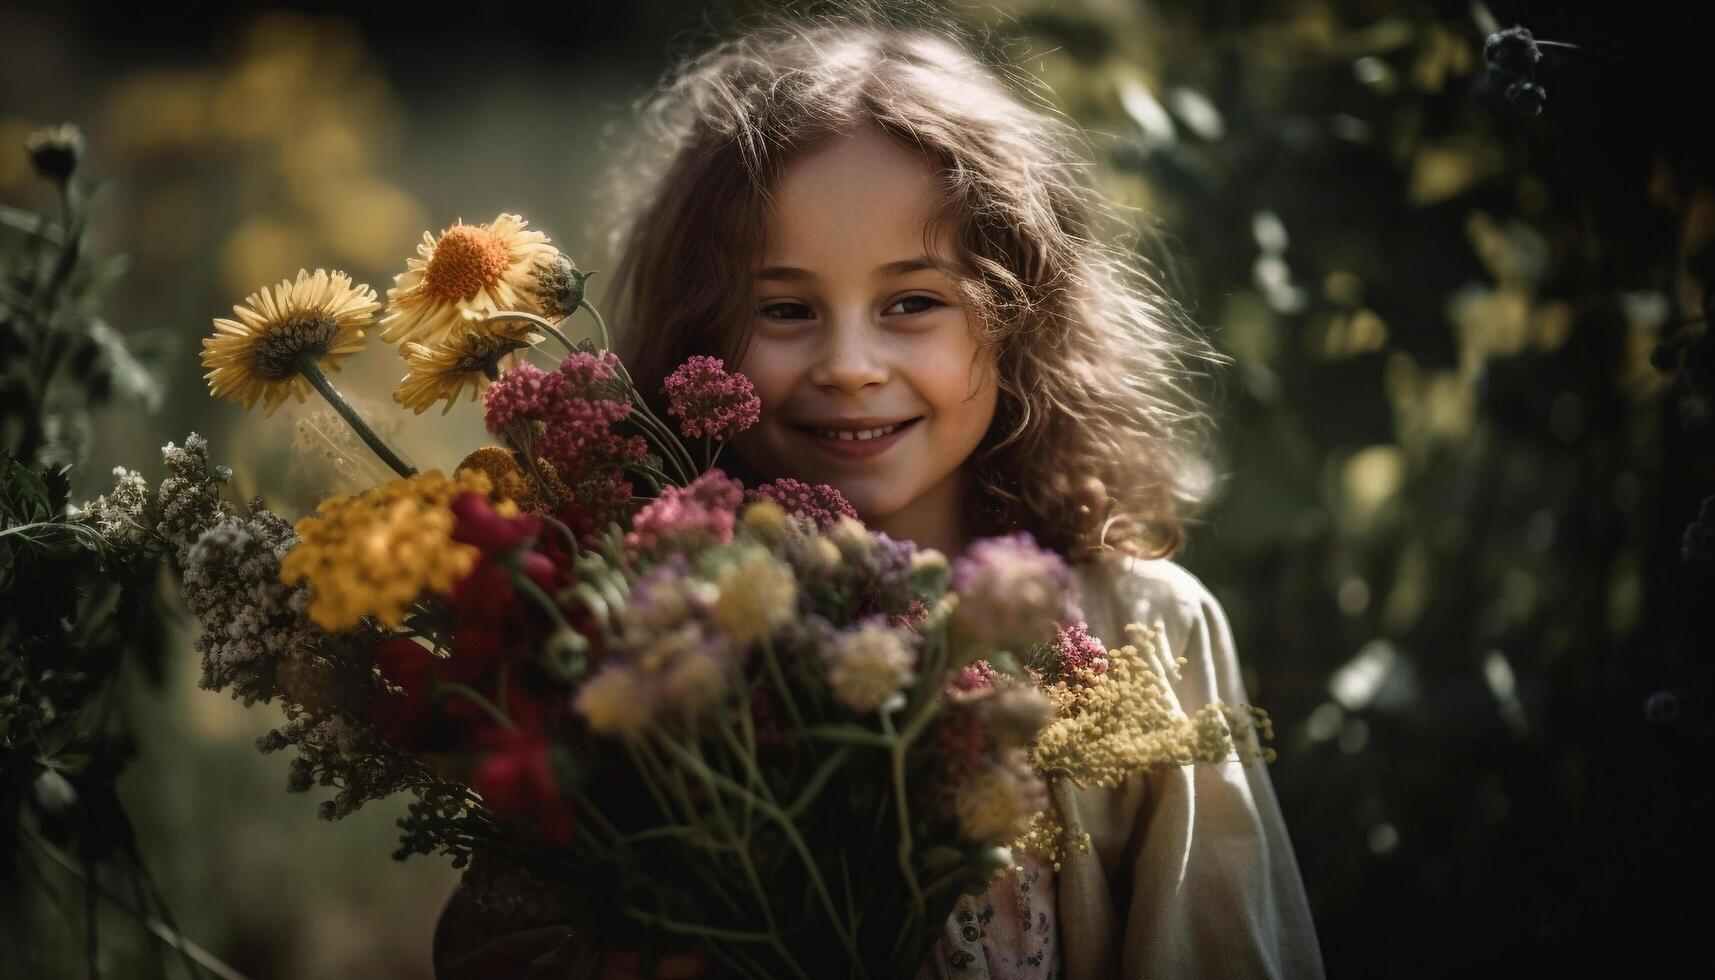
[155,433,234,563]
[483,353,637,484]
[949,660,998,697]
[574,664,653,738]
[84,466,157,554]
[1031,627,1272,792]
[455,446,540,510]
[626,470,745,557]
[527,251,593,320]
[620,563,716,637]
[1047,622,1109,676]
[24,123,82,181]
[951,749,1047,846]
[450,491,538,554]
[279,469,494,630]
[380,214,559,345]
[471,699,576,846]
[392,316,540,415]
[183,507,319,706]
[202,268,377,415]
[949,533,1082,656]
[741,499,789,537]
[747,478,857,530]
[824,622,915,714]
[662,355,761,440]
[709,544,798,648]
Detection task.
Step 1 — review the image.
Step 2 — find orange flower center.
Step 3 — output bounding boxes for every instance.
[423,225,511,302]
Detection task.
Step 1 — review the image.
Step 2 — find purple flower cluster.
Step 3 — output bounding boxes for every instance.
[625,470,746,556]
[747,478,858,530]
[662,356,761,441]
[949,532,1082,654]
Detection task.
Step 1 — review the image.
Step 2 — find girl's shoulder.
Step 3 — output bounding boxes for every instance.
[1071,550,1225,643]
[1071,551,1247,710]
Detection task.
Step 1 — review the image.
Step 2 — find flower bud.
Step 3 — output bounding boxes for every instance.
[24,123,82,182]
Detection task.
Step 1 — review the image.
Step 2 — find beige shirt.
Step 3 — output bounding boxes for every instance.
[1051,554,1325,979]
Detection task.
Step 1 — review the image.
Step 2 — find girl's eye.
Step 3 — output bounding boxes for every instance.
[759,301,813,320]
[884,295,945,316]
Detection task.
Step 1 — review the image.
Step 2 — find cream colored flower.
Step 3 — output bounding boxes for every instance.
[379,214,560,345]
[391,316,540,415]
[202,268,377,415]
[710,545,798,647]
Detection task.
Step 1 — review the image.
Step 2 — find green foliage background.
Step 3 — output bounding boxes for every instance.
[1,0,1709,975]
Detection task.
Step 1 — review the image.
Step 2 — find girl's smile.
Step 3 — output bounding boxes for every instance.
[728,122,999,555]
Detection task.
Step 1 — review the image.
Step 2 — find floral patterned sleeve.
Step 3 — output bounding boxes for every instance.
[917,850,1063,980]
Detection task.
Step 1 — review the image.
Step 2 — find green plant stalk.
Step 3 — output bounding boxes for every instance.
[23,827,250,980]
[757,634,805,729]
[435,682,517,731]
[296,357,416,478]
[578,297,612,353]
[648,723,859,970]
[629,733,794,972]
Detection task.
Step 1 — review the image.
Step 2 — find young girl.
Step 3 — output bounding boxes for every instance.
[437,12,1324,980]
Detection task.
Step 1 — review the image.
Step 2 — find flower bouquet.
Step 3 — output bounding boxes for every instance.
[112,214,1271,977]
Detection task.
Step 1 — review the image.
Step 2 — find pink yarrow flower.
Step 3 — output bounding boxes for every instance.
[746,478,858,530]
[1051,622,1109,675]
[662,356,760,440]
[483,353,640,483]
[625,470,745,556]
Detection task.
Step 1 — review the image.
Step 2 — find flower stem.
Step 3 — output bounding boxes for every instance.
[578,297,612,351]
[296,357,416,478]
[435,682,517,731]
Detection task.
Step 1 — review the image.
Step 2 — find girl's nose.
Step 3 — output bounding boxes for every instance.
[808,318,888,394]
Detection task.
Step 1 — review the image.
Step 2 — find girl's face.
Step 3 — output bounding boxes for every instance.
[731,125,999,534]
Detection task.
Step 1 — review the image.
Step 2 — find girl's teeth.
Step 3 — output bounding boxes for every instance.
[816,423,902,441]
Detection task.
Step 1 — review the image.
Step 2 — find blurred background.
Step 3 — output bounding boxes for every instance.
[2,0,1710,975]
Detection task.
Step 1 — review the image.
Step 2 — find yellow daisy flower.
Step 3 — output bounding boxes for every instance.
[379,213,561,345]
[202,268,377,415]
[392,316,541,415]
[279,469,497,630]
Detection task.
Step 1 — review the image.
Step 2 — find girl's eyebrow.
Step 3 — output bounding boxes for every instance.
[753,255,941,282]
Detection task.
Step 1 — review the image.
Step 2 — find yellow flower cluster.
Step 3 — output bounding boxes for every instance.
[280,469,495,630]
[1015,622,1274,865]
[709,544,798,647]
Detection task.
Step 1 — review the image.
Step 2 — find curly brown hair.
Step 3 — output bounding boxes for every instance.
[591,4,1229,562]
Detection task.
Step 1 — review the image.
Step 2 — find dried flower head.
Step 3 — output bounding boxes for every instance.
[279,469,494,630]
[1018,623,1273,865]
[527,251,592,320]
[662,355,761,440]
[455,446,540,510]
[24,123,83,181]
[393,316,540,415]
[380,214,559,345]
[625,470,745,557]
[709,544,798,648]
[824,622,915,714]
[949,533,1081,657]
[952,749,1047,846]
[203,268,377,415]
[746,478,858,530]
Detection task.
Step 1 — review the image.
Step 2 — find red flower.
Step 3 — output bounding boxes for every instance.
[451,492,541,554]
[367,638,439,749]
[470,687,576,845]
